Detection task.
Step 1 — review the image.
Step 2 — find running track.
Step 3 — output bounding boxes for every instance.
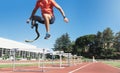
[0,62,120,73]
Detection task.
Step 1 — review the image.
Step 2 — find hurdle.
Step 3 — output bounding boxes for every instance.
[38,51,65,69]
[11,48,66,72]
[11,48,46,72]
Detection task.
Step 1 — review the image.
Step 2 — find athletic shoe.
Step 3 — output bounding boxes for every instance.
[44,33,51,39]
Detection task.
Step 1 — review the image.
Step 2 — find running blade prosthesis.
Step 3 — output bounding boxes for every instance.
[25,23,40,43]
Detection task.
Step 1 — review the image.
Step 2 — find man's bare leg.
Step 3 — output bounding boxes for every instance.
[43,14,51,39]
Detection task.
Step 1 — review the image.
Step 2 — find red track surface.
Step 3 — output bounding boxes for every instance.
[0,62,120,73]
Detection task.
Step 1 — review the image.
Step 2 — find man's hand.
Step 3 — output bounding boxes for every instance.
[64,17,69,23]
[26,19,31,24]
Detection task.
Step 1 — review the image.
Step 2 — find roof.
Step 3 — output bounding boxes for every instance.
[0,37,53,54]
[0,37,36,49]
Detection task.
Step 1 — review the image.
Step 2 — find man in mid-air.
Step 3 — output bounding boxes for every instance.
[27,0,69,39]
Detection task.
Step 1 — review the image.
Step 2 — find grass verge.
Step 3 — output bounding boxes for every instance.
[0,63,38,68]
[103,60,120,68]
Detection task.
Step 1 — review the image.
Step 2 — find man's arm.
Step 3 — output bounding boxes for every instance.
[29,7,38,20]
[27,2,39,23]
[57,6,69,23]
[52,0,69,23]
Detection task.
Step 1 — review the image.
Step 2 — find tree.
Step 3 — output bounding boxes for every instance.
[96,31,103,47]
[71,41,76,55]
[102,27,114,49]
[114,32,120,51]
[75,34,96,57]
[54,33,72,52]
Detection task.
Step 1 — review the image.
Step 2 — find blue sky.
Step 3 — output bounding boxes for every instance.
[0,0,120,49]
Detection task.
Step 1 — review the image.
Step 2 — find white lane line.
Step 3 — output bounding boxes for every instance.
[69,63,93,73]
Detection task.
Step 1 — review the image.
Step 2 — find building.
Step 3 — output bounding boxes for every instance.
[0,37,52,60]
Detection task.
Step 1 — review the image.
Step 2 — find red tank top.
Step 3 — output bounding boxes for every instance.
[35,0,57,16]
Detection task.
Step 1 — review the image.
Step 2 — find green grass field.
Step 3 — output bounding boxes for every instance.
[0,61,61,68]
[0,60,120,69]
[0,64,12,68]
[103,60,120,68]
[0,63,38,68]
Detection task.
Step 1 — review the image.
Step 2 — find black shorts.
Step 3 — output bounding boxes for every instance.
[32,15,55,24]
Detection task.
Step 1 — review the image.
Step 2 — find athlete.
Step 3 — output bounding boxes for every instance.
[27,0,69,39]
